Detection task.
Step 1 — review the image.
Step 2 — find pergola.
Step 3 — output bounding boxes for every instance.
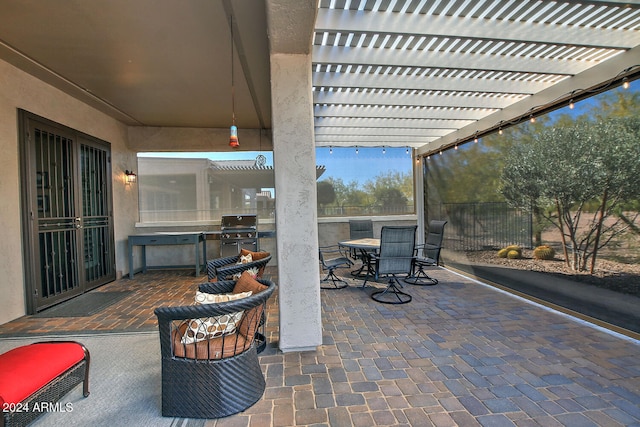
[312,0,640,154]
[0,0,637,154]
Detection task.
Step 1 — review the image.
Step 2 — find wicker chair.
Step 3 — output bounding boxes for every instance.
[206,251,272,282]
[154,277,276,419]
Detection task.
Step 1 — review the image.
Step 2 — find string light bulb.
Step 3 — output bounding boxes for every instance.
[530,115,536,123]
[474,133,479,143]
[569,99,575,109]
[382,146,386,154]
[329,146,333,154]
[622,77,630,89]
[498,127,503,135]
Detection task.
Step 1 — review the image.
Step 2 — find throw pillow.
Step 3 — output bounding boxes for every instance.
[181,312,245,344]
[240,249,270,261]
[239,249,271,277]
[233,271,268,295]
[181,291,252,344]
[238,253,252,264]
[232,267,259,280]
[232,272,269,340]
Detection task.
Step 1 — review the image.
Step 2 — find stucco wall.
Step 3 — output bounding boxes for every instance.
[0,59,136,324]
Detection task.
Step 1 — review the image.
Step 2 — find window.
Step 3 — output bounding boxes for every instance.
[315,146,415,217]
[137,152,275,223]
[136,146,416,223]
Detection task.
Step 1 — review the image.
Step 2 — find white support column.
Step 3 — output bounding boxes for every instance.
[270,52,322,352]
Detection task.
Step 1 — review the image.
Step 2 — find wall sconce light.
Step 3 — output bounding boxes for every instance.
[125,170,137,185]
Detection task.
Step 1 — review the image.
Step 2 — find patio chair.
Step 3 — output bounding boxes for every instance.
[405,220,447,286]
[319,245,353,289]
[207,250,271,282]
[363,225,417,304]
[348,219,375,275]
[154,273,276,419]
[349,219,374,240]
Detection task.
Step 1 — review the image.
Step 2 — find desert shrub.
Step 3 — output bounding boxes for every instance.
[533,245,555,260]
[507,249,521,259]
[498,245,522,259]
[505,245,522,255]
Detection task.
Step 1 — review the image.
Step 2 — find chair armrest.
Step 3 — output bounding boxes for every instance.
[198,280,236,294]
[207,255,240,280]
[320,245,352,263]
[214,255,272,280]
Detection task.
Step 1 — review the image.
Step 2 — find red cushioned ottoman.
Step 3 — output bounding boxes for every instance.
[0,341,90,427]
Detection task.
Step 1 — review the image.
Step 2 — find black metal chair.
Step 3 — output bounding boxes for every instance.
[405,220,447,286]
[363,225,417,304]
[319,245,353,289]
[348,219,375,276]
[154,277,275,419]
[349,219,374,240]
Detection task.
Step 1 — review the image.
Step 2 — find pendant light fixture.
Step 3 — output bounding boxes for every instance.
[229,15,239,148]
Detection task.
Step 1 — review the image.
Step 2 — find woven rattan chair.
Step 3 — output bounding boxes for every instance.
[319,245,353,289]
[405,220,447,286]
[206,251,272,281]
[154,277,275,419]
[363,225,417,304]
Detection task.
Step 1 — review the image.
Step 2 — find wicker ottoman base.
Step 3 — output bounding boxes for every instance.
[161,345,265,419]
[1,341,90,427]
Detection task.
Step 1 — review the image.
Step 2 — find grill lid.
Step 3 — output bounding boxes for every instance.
[221,214,257,230]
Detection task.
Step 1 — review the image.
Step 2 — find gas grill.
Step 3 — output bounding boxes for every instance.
[220,214,259,257]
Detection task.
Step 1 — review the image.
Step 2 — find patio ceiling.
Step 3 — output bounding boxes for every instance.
[312,0,640,154]
[0,1,638,155]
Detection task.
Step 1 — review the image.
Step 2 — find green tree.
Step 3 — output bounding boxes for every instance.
[364,171,412,213]
[317,181,336,208]
[501,117,640,272]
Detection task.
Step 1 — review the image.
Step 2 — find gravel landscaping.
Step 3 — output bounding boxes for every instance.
[444,249,640,297]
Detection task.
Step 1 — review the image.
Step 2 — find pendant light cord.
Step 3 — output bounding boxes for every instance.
[230,15,236,126]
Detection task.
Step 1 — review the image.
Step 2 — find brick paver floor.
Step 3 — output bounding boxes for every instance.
[1,266,638,426]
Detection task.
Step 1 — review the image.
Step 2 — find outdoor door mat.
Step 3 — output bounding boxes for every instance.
[33,292,132,318]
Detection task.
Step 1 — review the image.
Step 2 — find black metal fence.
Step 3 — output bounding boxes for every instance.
[428,202,532,251]
[320,204,414,217]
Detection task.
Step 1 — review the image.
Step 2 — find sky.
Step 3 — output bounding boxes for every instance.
[139,146,413,186]
[315,146,413,184]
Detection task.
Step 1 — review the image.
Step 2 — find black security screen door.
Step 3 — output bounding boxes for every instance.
[20,111,115,312]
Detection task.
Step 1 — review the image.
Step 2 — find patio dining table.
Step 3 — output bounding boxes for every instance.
[338,238,380,279]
